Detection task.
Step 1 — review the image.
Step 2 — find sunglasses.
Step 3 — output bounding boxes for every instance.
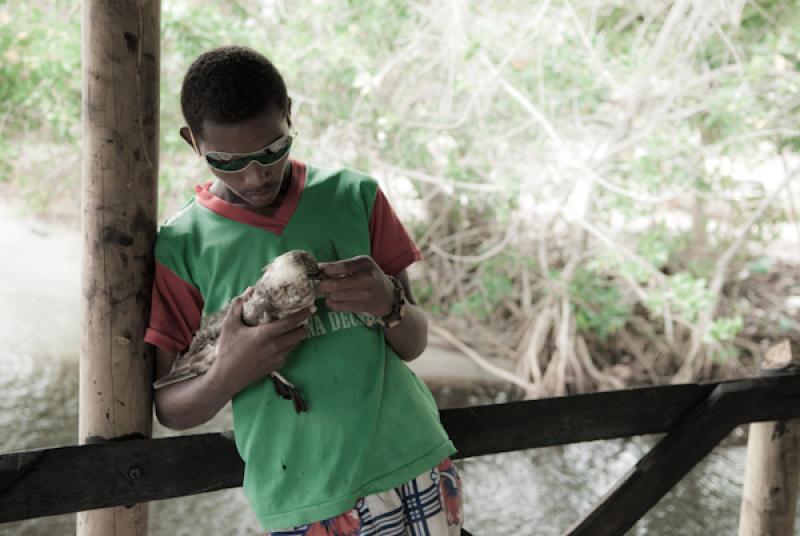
[203,135,293,173]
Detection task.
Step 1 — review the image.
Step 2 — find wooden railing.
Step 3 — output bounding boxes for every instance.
[3,373,800,534]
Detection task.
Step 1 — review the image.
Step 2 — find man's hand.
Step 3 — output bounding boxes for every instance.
[208,287,312,398]
[317,256,395,317]
[320,259,428,362]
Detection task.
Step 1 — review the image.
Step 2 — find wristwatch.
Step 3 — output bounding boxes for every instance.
[376,275,406,328]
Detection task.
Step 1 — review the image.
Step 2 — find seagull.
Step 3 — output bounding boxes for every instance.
[152,250,323,413]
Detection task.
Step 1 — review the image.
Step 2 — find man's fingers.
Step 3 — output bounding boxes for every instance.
[318,262,351,278]
[326,289,370,303]
[319,256,373,277]
[317,272,370,293]
[325,297,369,312]
[270,353,289,371]
[254,307,313,339]
[271,325,309,353]
[261,326,308,365]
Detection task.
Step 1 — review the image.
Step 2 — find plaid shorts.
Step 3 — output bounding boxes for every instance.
[267,457,464,536]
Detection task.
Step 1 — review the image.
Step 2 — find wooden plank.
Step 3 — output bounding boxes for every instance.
[0,434,242,523]
[442,381,714,458]
[565,375,800,536]
[565,383,739,536]
[0,451,42,492]
[3,374,800,524]
[447,374,800,459]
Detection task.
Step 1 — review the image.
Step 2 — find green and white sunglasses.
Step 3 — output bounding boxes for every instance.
[198,134,294,173]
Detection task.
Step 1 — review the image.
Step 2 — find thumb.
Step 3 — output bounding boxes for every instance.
[224,287,253,326]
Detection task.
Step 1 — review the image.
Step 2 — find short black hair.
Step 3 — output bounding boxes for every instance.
[180,46,289,141]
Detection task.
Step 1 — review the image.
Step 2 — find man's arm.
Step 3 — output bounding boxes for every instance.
[153,346,230,430]
[153,289,310,430]
[318,258,429,362]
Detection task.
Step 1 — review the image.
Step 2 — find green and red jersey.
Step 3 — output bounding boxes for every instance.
[144,160,456,529]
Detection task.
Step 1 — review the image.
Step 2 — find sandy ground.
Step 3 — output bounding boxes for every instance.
[0,197,505,385]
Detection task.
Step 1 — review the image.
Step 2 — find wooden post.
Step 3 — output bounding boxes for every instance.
[79,0,159,535]
[739,340,800,535]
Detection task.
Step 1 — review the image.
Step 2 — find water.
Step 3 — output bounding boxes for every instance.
[0,208,793,535]
[0,354,785,536]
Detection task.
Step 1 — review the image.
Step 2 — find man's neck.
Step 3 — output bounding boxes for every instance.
[212,161,292,218]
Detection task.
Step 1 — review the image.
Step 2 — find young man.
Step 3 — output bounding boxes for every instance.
[145,46,464,535]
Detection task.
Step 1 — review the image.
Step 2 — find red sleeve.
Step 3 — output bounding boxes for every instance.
[369,187,423,276]
[144,261,204,354]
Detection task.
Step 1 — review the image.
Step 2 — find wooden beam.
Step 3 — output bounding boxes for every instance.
[565,374,800,536]
[1,434,242,523]
[80,0,160,535]
[444,380,714,459]
[446,374,800,458]
[3,374,800,524]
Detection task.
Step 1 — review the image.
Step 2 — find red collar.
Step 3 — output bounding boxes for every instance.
[195,160,306,234]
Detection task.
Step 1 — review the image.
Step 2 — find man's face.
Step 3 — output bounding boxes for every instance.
[193,107,291,210]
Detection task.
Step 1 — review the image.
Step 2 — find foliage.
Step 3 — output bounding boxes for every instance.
[0,1,79,184]
[2,0,800,393]
[568,267,631,340]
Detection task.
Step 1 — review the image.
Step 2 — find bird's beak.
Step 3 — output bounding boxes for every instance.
[306,267,326,281]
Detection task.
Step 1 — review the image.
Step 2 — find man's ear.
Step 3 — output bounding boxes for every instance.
[179,126,200,155]
[286,97,293,129]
